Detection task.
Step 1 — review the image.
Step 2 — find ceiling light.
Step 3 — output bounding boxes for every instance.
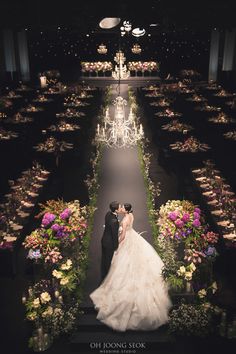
[99,17,121,29]
[132,28,146,37]
[150,24,158,27]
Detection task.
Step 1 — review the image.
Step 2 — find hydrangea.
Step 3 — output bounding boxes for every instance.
[42,212,56,227]
[60,208,71,220]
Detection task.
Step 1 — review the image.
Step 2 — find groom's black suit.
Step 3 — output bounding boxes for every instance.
[101,211,119,280]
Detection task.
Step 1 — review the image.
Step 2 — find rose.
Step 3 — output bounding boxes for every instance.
[60,259,72,270]
[27,311,37,321]
[182,213,190,223]
[60,277,69,285]
[193,212,200,220]
[198,289,207,298]
[32,298,40,308]
[189,262,196,272]
[175,219,184,228]
[194,208,201,214]
[168,211,178,221]
[42,306,53,318]
[40,292,51,303]
[177,266,186,276]
[184,271,193,281]
[52,270,63,279]
[192,219,201,228]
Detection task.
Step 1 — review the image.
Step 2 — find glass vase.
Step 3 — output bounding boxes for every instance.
[32,327,52,352]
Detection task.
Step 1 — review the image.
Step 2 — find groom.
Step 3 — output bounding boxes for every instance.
[101,201,122,281]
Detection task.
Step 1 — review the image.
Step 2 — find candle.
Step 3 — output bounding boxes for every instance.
[22,296,27,304]
[102,128,105,137]
[39,76,47,88]
[97,124,100,135]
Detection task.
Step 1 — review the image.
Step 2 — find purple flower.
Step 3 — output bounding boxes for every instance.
[175,219,184,228]
[182,213,190,223]
[204,246,216,257]
[51,223,62,232]
[42,212,56,227]
[193,212,200,220]
[59,208,71,220]
[168,211,178,221]
[194,208,201,214]
[192,219,201,228]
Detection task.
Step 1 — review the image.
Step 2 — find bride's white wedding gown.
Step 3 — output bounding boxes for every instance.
[90,215,172,332]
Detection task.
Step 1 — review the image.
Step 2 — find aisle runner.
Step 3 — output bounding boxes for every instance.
[82,84,152,306]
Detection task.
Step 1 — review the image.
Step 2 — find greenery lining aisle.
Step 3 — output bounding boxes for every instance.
[22,144,102,351]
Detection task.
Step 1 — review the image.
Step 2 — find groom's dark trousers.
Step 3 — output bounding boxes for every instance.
[101,211,119,281]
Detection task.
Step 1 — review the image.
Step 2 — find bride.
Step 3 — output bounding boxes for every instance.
[90,203,172,332]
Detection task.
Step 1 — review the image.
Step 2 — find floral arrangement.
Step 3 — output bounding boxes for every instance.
[150,98,171,107]
[56,108,86,119]
[155,109,182,118]
[195,104,221,112]
[5,91,22,99]
[162,120,193,133]
[47,120,80,132]
[170,136,210,153]
[0,127,18,140]
[34,137,73,153]
[208,112,235,124]
[186,94,207,102]
[157,200,219,291]
[23,200,88,264]
[20,104,43,113]
[63,94,89,108]
[5,112,33,124]
[81,61,113,72]
[128,61,159,72]
[145,92,164,98]
[33,95,53,103]
[214,89,233,98]
[169,301,221,337]
[224,131,236,141]
[0,97,13,109]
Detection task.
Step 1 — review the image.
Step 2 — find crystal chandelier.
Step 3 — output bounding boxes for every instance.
[97,43,108,54]
[112,51,130,80]
[96,96,144,148]
[131,44,142,54]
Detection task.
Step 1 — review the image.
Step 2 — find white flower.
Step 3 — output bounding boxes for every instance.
[177,266,186,276]
[184,271,193,281]
[54,308,63,315]
[211,281,218,294]
[40,292,51,304]
[52,270,63,279]
[27,311,37,321]
[32,298,40,308]
[42,306,53,318]
[198,289,207,298]
[60,277,69,285]
[189,262,196,272]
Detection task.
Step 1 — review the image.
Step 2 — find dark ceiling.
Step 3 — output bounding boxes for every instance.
[0,0,235,33]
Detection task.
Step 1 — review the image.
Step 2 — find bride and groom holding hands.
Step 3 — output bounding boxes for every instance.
[90,201,172,332]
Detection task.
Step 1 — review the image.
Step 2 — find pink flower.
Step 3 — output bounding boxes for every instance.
[192,219,201,227]
[168,212,178,221]
[182,213,190,223]
[175,219,184,228]
[193,212,200,219]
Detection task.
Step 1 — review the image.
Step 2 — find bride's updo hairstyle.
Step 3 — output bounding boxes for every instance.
[124,203,133,213]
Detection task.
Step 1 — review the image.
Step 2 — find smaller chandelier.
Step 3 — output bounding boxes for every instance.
[97,44,108,54]
[131,44,142,54]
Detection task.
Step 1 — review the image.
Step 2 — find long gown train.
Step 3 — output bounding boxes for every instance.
[90,226,172,331]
